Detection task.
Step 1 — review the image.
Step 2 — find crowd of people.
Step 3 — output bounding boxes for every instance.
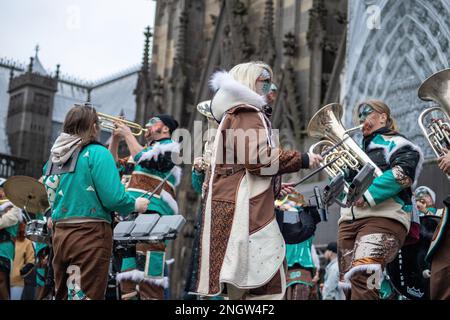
[0,61,449,300]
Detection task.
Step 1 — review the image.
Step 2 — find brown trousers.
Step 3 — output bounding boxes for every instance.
[284,267,313,300]
[52,222,112,300]
[0,270,10,300]
[430,222,450,300]
[120,242,165,300]
[338,217,407,300]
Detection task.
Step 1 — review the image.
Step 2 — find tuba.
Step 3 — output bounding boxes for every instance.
[307,103,382,190]
[417,69,450,165]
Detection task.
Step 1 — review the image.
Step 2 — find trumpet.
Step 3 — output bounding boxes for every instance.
[418,69,450,159]
[97,112,148,136]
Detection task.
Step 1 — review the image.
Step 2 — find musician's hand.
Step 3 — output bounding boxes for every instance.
[135,197,150,213]
[438,148,450,173]
[113,121,133,138]
[278,183,295,199]
[193,157,205,173]
[308,153,323,169]
[354,197,366,208]
[312,272,320,284]
[47,217,53,230]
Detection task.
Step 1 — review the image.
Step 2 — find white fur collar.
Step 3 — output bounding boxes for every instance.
[138,141,180,164]
[209,71,267,122]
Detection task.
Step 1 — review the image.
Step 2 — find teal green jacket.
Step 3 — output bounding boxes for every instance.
[0,206,19,262]
[43,144,136,223]
[191,169,205,195]
[340,130,422,231]
[0,224,18,262]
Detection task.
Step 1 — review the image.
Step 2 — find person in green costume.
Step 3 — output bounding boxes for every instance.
[0,178,21,300]
[42,104,149,300]
[111,113,181,300]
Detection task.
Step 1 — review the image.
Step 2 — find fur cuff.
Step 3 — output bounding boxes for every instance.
[116,270,169,288]
[343,263,383,284]
[338,281,351,291]
[0,201,13,212]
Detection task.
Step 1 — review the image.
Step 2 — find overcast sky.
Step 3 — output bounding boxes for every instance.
[0,0,156,80]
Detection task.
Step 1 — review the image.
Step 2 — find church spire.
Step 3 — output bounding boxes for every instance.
[29,44,48,75]
[142,26,152,73]
[263,0,274,36]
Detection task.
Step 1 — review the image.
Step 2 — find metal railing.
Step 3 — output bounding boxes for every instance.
[0,153,29,178]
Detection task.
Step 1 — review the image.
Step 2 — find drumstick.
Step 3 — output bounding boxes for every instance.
[292,157,340,187]
[138,167,175,200]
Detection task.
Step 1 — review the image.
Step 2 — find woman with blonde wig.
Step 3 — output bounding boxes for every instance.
[189,61,321,300]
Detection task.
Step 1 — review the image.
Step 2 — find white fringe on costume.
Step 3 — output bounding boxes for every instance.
[138,141,180,164]
[116,269,169,288]
[160,189,179,214]
[338,281,352,291]
[343,263,384,284]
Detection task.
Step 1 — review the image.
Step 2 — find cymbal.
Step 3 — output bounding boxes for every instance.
[3,176,49,214]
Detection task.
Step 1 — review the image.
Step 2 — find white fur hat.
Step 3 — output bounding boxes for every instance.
[415,186,436,204]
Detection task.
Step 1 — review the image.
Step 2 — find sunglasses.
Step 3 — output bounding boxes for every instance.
[146,117,161,128]
[358,104,374,121]
[415,189,431,198]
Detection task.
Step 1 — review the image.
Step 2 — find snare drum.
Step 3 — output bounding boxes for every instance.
[25,219,50,244]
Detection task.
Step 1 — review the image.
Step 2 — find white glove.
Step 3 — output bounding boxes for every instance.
[135,197,150,213]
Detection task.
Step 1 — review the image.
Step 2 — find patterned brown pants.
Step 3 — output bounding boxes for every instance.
[52,222,112,300]
[338,217,407,300]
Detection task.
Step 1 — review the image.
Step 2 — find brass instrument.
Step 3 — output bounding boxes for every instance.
[307,103,382,190]
[196,100,216,172]
[97,112,148,136]
[417,69,450,165]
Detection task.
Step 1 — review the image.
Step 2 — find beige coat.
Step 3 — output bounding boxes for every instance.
[191,71,309,298]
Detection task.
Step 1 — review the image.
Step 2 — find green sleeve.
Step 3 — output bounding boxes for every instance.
[90,147,136,216]
[191,170,205,194]
[364,170,404,207]
[134,149,145,163]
